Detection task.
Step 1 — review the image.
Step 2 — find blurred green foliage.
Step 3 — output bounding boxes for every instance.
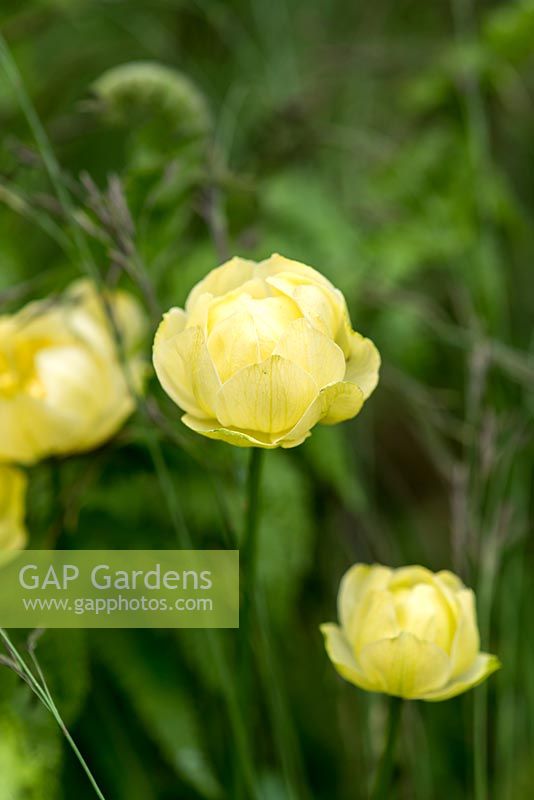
[0,0,533,798]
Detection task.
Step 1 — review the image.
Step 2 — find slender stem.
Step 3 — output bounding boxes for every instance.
[236,447,264,798]
[242,448,264,592]
[474,684,488,800]
[0,629,107,800]
[371,697,403,800]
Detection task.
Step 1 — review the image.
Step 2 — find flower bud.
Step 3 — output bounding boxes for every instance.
[92,61,211,138]
[321,563,500,701]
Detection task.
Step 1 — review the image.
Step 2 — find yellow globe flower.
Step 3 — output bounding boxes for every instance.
[0,280,146,465]
[153,254,380,448]
[0,465,27,551]
[321,564,500,701]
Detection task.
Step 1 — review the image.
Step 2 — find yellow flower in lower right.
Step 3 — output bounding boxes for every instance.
[321,564,500,701]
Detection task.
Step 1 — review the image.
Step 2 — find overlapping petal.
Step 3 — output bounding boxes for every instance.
[358,633,451,698]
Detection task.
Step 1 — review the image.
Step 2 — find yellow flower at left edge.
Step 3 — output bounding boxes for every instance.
[0,280,147,465]
[0,465,27,551]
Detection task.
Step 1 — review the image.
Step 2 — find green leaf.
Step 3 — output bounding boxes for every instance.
[92,630,223,799]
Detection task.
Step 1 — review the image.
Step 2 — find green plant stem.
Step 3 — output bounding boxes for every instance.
[371,697,403,800]
[474,684,488,800]
[0,629,107,800]
[242,447,264,593]
[239,448,263,684]
[235,448,264,797]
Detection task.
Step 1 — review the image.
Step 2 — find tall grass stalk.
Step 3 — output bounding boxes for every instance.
[0,629,107,800]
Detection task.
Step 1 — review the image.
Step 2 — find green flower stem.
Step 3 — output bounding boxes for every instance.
[0,629,107,800]
[242,447,264,595]
[238,446,264,725]
[371,697,403,800]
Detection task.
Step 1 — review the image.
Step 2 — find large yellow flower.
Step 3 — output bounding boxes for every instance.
[0,465,27,551]
[0,280,146,465]
[321,564,500,701]
[153,254,380,448]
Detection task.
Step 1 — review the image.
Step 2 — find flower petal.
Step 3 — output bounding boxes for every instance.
[448,589,480,679]
[393,583,454,653]
[319,381,364,425]
[338,564,393,637]
[0,396,76,464]
[153,307,187,343]
[186,257,257,310]
[273,318,346,388]
[320,623,376,692]
[214,355,318,434]
[181,415,301,448]
[266,275,342,339]
[344,332,381,399]
[352,590,399,655]
[207,310,263,383]
[208,298,300,382]
[421,653,501,702]
[358,632,451,699]
[153,324,220,418]
[270,381,356,445]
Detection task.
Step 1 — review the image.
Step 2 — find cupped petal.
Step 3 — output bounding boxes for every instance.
[344,332,381,400]
[207,309,264,383]
[258,253,338,291]
[338,564,393,637]
[36,345,105,412]
[214,355,318,435]
[64,279,146,359]
[320,623,377,692]
[207,285,290,331]
[36,345,135,456]
[71,371,135,454]
[153,324,220,418]
[435,570,466,593]
[271,381,362,446]
[448,589,480,679]
[393,583,453,653]
[208,297,300,382]
[186,293,213,332]
[0,395,78,464]
[266,275,342,340]
[358,632,452,699]
[181,414,303,449]
[153,307,187,343]
[186,257,257,311]
[388,565,436,590]
[352,590,399,655]
[421,653,501,702]
[320,381,364,424]
[273,318,346,388]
